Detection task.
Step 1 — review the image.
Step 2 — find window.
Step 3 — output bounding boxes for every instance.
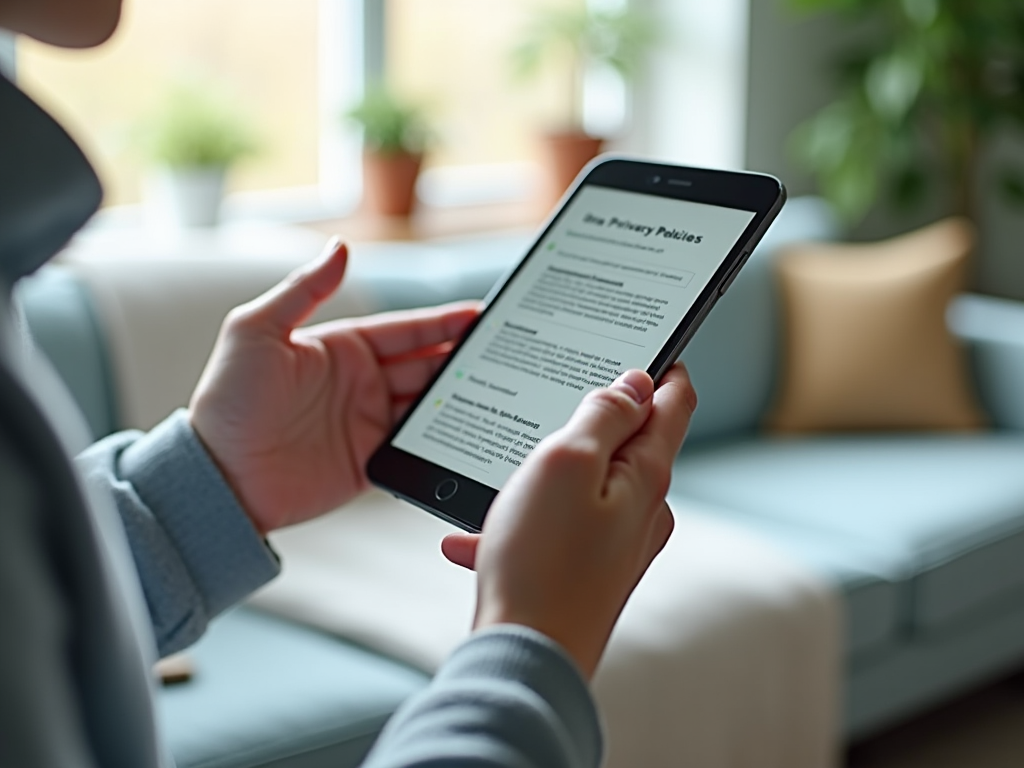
[387,0,585,205]
[12,0,749,223]
[16,0,362,214]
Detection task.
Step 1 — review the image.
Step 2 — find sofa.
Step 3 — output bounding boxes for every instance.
[18,198,1024,767]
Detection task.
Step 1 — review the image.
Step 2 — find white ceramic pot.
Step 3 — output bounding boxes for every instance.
[145,166,227,230]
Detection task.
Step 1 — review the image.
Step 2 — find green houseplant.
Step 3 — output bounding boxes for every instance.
[511,2,658,205]
[346,87,430,217]
[137,79,258,228]
[789,0,1024,226]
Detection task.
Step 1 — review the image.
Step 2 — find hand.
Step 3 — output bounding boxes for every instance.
[442,365,697,678]
[189,238,479,534]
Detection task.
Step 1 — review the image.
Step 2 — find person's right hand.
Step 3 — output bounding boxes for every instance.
[441,365,697,679]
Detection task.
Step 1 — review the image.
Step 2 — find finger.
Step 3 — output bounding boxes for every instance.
[351,302,480,360]
[556,369,654,464]
[392,398,415,424]
[634,363,697,460]
[609,364,696,501]
[441,533,480,570]
[235,238,349,336]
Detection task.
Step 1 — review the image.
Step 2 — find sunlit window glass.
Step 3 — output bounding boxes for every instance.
[17,0,324,207]
[387,0,584,192]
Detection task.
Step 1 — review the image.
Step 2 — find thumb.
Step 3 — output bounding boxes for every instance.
[441,532,480,570]
[557,370,654,463]
[237,238,348,336]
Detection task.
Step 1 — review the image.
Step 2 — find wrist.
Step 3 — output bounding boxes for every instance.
[474,603,607,680]
[187,408,269,536]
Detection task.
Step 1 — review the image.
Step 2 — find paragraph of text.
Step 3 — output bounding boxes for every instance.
[479,323,622,392]
[519,266,670,334]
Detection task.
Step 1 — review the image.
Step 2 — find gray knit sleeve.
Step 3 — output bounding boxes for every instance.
[75,409,280,657]
[363,625,603,768]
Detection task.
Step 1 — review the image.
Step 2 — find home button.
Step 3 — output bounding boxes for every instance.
[434,478,459,501]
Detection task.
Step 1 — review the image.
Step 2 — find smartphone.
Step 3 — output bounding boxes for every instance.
[368,157,786,531]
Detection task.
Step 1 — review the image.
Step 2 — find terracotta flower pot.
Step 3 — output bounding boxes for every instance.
[539,130,604,211]
[361,150,423,217]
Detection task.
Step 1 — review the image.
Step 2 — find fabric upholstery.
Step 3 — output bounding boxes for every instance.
[846,594,1024,739]
[662,504,903,659]
[159,608,428,768]
[17,266,117,438]
[949,293,1024,430]
[673,435,1024,636]
[768,218,985,432]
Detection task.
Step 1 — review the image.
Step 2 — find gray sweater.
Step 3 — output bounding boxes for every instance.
[0,72,601,768]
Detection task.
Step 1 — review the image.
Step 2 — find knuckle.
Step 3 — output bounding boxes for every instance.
[223,305,255,330]
[542,437,601,474]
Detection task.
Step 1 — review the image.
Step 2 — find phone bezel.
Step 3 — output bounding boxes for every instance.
[367,157,786,532]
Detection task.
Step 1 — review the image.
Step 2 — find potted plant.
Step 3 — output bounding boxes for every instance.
[789,0,1024,226]
[136,79,258,229]
[511,2,657,205]
[346,87,430,217]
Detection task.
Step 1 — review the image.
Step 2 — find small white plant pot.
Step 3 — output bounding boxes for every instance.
[146,166,227,230]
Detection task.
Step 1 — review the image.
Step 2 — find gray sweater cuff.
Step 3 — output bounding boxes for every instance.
[440,625,602,763]
[365,624,602,768]
[117,409,280,618]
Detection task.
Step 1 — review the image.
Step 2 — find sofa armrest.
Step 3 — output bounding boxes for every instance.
[949,293,1024,430]
[16,265,118,438]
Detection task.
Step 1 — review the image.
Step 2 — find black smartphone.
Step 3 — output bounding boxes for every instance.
[368,157,786,531]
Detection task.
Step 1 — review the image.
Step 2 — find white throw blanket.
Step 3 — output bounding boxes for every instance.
[250,491,841,768]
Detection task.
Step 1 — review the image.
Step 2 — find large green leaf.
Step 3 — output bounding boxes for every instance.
[134,79,260,169]
[345,87,430,155]
[787,0,1024,224]
[510,4,658,81]
[865,48,924,124]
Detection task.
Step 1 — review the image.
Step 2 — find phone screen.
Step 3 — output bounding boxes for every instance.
[391,184,756,491]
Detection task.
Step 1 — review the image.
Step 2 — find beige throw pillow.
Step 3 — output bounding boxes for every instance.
[767,218,986,432]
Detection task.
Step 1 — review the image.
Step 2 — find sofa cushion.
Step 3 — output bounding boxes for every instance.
[681,197,839,443]
[767,218,985,432]
[662,504,902,659]
[671,435,1024,638]
[159,607,428,768]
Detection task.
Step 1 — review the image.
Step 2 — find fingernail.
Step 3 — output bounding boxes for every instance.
[612,369,652,404]
[316,236,343,265]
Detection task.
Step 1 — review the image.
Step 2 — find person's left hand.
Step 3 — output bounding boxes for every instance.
[189,238,479,534]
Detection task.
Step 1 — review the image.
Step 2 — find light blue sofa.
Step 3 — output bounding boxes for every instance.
[19,198,1024,767]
